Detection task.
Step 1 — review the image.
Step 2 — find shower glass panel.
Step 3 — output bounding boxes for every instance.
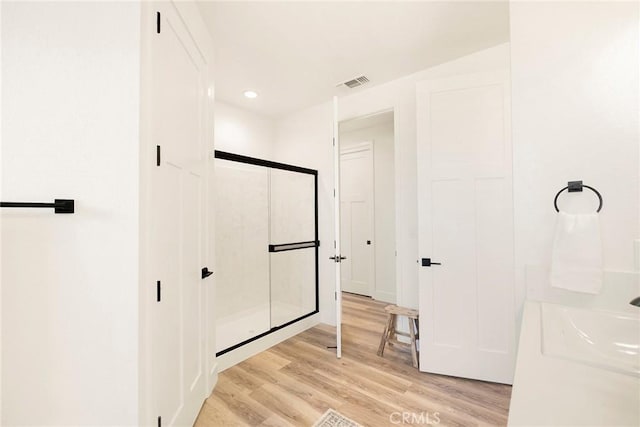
[214,151,319,356]
[270,247,316,327]
[270,169,315,243]
[270,169,317,327]
[214,160,271,352]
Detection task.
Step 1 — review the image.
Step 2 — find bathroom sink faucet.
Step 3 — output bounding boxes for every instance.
[630,297,640,307]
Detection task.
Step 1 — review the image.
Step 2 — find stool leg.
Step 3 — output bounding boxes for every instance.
[377,314,393,357]
[388,314,396,346]
[408,317,419,368]
[414,318,420,363]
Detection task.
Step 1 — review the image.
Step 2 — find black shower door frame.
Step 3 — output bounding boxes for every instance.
[214,150,319,357]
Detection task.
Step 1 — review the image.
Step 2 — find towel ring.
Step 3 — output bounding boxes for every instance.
[554,181,603,213]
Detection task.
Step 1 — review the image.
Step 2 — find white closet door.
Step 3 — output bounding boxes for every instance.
[416,71,516,384]
[149,3,210,425]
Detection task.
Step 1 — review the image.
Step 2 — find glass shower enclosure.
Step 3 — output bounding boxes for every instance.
[214,151,319,355]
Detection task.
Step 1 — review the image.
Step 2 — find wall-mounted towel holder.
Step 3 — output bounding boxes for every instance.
[0,199,74,214]
[554,181,602,213]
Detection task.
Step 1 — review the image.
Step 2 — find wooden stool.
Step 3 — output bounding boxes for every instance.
[377,305,420,368]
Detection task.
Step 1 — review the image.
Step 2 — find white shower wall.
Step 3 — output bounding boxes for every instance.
[214,161,271,352]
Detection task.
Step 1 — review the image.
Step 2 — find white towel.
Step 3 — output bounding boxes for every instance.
[550,211,603,294]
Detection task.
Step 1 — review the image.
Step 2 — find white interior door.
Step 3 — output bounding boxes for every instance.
[416,71,515,384]
[340,143,375,297]
[333,97,342,358]
[149,4,210,425]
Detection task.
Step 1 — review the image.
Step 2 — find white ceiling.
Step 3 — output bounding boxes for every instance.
[198,1,510,118]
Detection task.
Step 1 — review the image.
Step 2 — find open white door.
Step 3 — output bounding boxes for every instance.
[416,71,515,384]
[332,96,343,358]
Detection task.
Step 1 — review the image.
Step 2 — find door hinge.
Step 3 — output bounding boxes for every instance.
[333,189,335,197]
[333,137,335,147]
[335,291,337,300]
[156,281,161,302]
[156,12,161,34]
[156,145,161,166]
[157,416,161,427]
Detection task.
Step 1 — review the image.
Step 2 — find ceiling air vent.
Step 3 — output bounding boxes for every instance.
[337,75,370,89]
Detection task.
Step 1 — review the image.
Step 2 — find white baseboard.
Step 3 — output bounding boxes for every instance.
[207,361,219,394]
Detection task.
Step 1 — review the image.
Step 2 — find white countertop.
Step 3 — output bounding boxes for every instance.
[508,301,640,426]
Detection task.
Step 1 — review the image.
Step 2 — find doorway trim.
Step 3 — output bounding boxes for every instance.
[337,107,400,305]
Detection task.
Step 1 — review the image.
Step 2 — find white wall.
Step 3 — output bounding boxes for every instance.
[338,43,511,311]
[214,101,275,159]
[1,2,140,425]
[274,45,510,324]
[510,2,640,311]
[0,2,4,417]
[341,117,396,303]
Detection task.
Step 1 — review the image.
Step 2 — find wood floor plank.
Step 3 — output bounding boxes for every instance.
[206,375,271,425]
[197,395,249,427]
[257,414,295,427]
[248,382,322,427]
[195,293,512,426]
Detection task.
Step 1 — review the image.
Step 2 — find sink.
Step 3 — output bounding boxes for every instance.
[540,303,640,377]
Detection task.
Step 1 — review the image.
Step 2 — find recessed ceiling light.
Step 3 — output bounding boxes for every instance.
[243,90,258,99]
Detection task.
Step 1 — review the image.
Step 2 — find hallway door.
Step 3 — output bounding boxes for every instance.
[340,142,375,297]
[416,70,516,384]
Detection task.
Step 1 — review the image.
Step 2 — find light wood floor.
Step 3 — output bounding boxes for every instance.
[195,293,512,426]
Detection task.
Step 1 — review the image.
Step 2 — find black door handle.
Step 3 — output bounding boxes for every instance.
[330,256,347,263]
[421,258,441,267]
[201,267,213,279]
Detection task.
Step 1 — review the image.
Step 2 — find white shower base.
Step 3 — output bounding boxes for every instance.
[216,301,313,352]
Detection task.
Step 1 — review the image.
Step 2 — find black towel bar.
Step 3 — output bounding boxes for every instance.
[0,199,75,214]
[553,181,602,213]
